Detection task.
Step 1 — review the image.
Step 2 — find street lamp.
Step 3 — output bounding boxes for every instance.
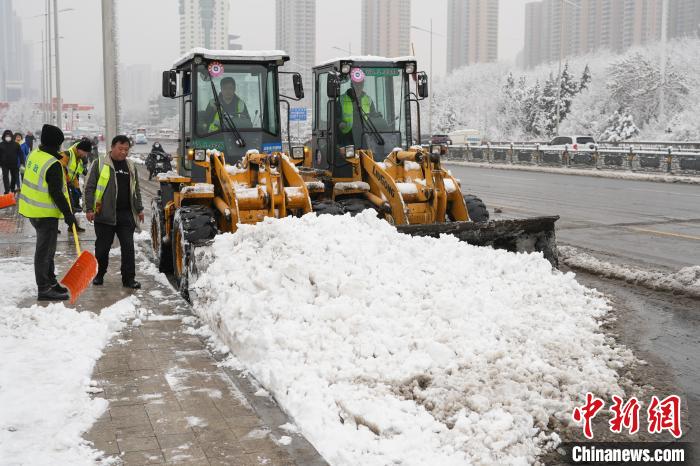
[555,0,580,136]
[412,20,443,137]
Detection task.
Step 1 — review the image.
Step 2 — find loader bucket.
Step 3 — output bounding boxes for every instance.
[397,216,560,267]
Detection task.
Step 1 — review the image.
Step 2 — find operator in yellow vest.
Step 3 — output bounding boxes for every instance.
[17,124,76,301]
[338,74,377,147]
[203,77,252,132]
[59,138,92,232]
[84,135,144,289]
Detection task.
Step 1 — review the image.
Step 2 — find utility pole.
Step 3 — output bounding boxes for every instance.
[659,0,668,125]
[46,0,53,123]
[429,18,433,136]
[41,30,46,122]
[53,0,62,129]
[102,0,119,143]
[555,0,564,137]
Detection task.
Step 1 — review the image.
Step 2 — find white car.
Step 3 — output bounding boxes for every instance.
[543,135,596,151]
[134,133,148,145]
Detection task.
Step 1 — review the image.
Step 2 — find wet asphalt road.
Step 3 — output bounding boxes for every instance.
[446,164,700,271]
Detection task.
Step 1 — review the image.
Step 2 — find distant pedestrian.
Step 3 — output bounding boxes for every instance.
[25,131,35,151]
[0,129,23,193]
[84,135,144,289]
[17,124,75,301]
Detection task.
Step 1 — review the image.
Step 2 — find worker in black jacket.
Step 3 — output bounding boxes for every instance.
[17,124,76,301]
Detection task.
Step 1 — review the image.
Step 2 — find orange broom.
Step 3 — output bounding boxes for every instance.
[0,193,16,209]
[60,198,98,303]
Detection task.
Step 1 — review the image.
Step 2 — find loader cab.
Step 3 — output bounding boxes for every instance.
[310,57,427,178]
[162,49,302,181]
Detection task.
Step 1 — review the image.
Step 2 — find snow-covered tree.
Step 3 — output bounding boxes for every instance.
[599,111,640,142]
[607,52,688,124]
[579,65,592,90]
[1,101,41,133]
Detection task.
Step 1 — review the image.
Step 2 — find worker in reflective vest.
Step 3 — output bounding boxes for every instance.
[84,135,144,289]
[205,76,252,132]
[60,138,92,232]
[17,124,75,301]
[338,77,376,147]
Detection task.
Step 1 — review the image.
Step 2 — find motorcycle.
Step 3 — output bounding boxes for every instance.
[146,144,172,180]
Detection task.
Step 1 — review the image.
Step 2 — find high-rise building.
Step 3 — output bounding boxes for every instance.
[361,0,411,57]
[121,64,156,115]
[275,0,316,102]
[0,1,32,102]
[446,0,499,73]
[179,0,230,55]
[523,0,696,69]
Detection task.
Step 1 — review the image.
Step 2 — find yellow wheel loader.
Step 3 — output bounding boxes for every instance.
[299,57,558,265]
[153,49,312,297]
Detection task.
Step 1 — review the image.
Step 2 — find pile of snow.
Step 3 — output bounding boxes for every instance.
[190,212,631,465]
[181,183,214,195]
[0,258,137,464]
[560,246,700,298]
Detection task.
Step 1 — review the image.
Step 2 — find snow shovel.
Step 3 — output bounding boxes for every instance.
[0,193,16,209]
[60,205,98,303]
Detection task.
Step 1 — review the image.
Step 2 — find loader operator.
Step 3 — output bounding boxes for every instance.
[338,75,377,147]
[203,77,252,132]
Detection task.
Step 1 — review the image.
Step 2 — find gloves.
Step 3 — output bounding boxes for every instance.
[64,213,76,229]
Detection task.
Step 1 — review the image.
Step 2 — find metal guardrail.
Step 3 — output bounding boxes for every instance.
[488,140,700,151]
[445,144,700,176]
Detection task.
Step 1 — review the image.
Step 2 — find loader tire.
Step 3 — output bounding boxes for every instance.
[150,197,172,273]
[464,194,489,223]
[337,198,379,217]
[171,205,217,300]
[312,200,345,216]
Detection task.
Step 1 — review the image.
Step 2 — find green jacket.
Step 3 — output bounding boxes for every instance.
[84,154,144,228]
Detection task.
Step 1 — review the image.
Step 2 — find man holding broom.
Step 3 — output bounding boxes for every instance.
[17,124,76,301]
[84,135,144,289]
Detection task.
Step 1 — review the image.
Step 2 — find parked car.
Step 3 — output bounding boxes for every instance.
[543,135,596,151]
[134,133,148,145]
[429,134,452,145]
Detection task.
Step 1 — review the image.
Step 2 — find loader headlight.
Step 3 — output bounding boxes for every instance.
[194,149,206,161]
[430,144,442,155]
[344,145,355,159]
[405,63,415,74]
[291,146,304,160]
[340,63,351,74]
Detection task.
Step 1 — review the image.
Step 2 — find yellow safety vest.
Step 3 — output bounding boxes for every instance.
[61,144,84,185]
[18,149,68,218]
[209,98,246,132]
[340,93,371,134]
[94,157,112,212]
[93,156,137,213]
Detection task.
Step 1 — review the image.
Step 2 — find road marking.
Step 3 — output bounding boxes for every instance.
[625,226,700,241]
[623,187,700,197]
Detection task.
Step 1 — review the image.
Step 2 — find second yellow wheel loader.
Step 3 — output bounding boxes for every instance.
[298,56,559,265]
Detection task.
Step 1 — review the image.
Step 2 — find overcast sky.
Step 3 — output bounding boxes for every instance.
[15,0,529,108]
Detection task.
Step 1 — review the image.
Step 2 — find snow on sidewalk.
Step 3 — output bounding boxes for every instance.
[560,245,700,298]
[190,212,633,465]
[0,258,137,465]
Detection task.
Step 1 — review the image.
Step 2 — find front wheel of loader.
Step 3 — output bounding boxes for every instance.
[464,194,490,223]
[312,200,345,216]
[151,197,172,273]
[337,198,380,217]
[171,205,217,301]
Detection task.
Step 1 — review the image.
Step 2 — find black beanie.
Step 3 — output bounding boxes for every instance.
[40,124,64,148]
[76,138,93,152]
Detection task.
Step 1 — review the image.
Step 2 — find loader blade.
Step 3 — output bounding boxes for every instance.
[397,216,559,267]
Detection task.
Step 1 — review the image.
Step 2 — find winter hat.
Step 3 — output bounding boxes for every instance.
[2,129,12,141]
[40,124,64,148]
[76,138,93,152]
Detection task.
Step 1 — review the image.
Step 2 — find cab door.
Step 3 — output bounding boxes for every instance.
[311,70,331,171]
